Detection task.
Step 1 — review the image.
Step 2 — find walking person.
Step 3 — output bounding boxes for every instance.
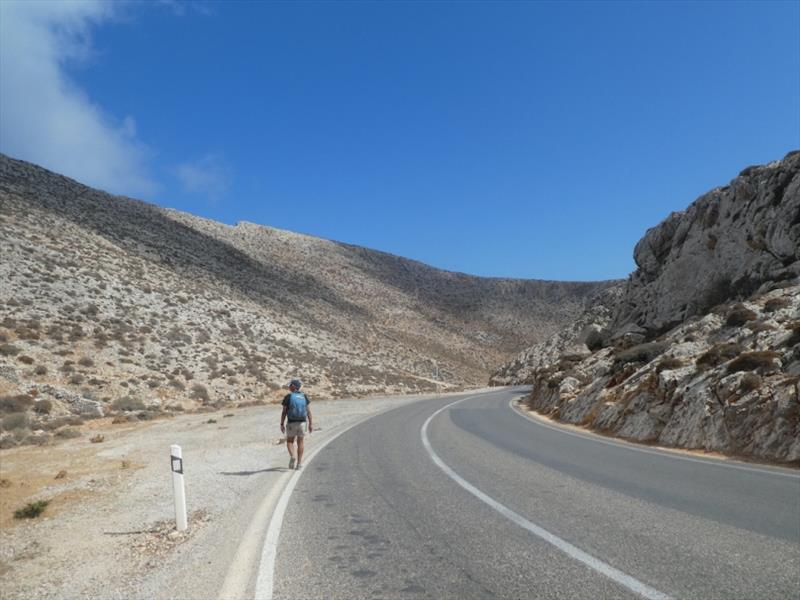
[280,379,312,470]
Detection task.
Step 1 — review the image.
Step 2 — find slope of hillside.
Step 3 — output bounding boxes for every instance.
[492,151,800,463]
[0,154,611,447]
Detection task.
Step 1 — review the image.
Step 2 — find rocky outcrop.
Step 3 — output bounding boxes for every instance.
[611,151,799,336]
[494,151,800,463]
[525,287,800,463]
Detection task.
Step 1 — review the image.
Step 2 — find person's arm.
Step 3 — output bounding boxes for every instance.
[307,404,313,433]
[280,405,288,433]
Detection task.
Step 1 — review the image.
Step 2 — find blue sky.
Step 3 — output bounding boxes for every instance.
[1,1,798,281]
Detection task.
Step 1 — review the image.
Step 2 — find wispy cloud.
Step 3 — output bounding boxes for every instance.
[0,1,156,197]
[175,154,232,201]
[156,1,215,17]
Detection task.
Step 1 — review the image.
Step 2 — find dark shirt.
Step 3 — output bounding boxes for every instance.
[282,392,310,422]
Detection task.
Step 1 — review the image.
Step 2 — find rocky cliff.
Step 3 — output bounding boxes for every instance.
[492,151,800,463]
[0,154,612,448]
[612,151,799,337]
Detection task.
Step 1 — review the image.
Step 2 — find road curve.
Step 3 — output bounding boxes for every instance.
[272,388,800,599]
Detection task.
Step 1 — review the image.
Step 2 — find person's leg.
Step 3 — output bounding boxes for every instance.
[296,435,305,466]
[286,435,296,459]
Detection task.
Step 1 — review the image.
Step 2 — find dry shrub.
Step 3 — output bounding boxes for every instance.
[78,357,94,367]
[34,365,47,375]
[725,304,757,327]
[33,399,52,414]
[1,412,29,431]
[0,343,20,356]
[764,297,791,312]
[55,427,82,439]
[739,372,762,394]
[112,415,137,424]
[191,384,210,402]
[696,343,743,371]
[785,322,800,348]
[613,342,667,369]
[745,321,775,334]
[112,396,146,411]
[0,394,33,413]
[727,351,781,374]
[17,355,34,365]
[90,434,105,443]
[656,357,684,372]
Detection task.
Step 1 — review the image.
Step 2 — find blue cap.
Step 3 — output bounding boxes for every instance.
[289,379,302,389]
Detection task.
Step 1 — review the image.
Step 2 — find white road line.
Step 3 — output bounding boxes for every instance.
[509,398,800,480]
[421,393,675,600]
[254,397,435,600]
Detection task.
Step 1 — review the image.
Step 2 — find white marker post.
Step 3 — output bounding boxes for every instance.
[170,444,188,532]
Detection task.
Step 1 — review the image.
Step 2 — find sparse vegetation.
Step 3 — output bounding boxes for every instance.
[785,322,800,348]
[33,399,53,414]
[55,427,82,439]
[746,321,775,334]
[0,343,20,356]
[739,372,762,394]
[696,343,743,371]
[0,394,33,413]
[13,499,49,519]
[191,384,210,403]
[764,297,790,312]
[656,357,684,372]
[613,342,667,369]
[1,412,29,431]
[727,351,781,374]
[112,396,146,412]
[725,304,757,327]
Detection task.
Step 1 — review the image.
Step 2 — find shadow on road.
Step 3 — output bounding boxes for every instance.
[218,468,287,476]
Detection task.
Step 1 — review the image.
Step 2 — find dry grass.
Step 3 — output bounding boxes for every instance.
[727,351,781,374]
[725,304,757,327]
[696,343,743,371]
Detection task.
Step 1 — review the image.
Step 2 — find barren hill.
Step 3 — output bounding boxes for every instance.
[0,154,611,444]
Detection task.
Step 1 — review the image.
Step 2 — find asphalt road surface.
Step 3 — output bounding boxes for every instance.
[272,388,800,599]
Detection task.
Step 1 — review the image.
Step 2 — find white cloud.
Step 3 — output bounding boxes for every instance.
[0,1,156,197]
[175,154,231,201]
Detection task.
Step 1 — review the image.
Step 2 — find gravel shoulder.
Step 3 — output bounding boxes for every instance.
[0,391,488,599]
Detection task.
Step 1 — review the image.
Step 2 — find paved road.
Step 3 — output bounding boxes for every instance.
[272,388,800,599]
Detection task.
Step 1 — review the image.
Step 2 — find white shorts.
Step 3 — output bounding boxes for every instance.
[286,421,306,438]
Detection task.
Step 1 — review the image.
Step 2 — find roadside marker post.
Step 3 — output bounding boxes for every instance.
[170,444,188,531]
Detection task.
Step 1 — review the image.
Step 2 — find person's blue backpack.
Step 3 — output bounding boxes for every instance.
[287,392,308,421]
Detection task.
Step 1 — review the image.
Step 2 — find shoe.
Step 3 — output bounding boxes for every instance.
[295,463,302,470]
[288,457,296,469]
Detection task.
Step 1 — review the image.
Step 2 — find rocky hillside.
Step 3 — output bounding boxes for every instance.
[0,154,611,447]
[492,151,800,463]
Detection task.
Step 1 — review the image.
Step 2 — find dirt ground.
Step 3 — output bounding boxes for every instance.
[0,393,441,599]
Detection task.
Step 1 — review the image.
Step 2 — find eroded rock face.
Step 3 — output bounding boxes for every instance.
[494,151,800,463]
[611,151,800,336]
[525,286,800,463]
